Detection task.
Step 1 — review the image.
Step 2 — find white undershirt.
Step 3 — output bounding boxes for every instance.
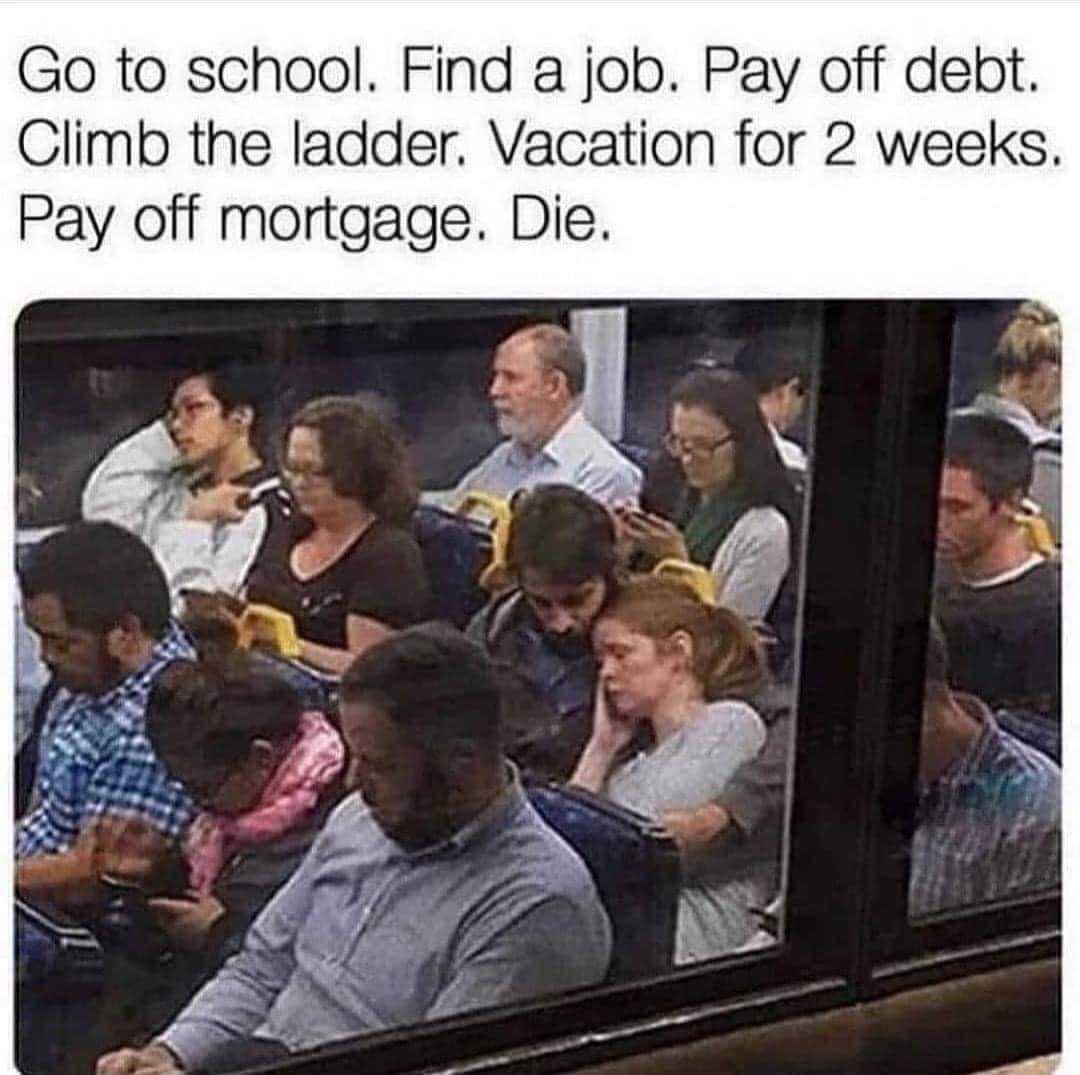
[964,554,1045,590]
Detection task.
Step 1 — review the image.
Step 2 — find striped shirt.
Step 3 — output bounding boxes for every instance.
[910,695,1060,917]
[16,620,196,858]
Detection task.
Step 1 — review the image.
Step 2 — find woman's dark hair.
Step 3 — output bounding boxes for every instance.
[506,484,617,585]
[732,332,806,395]
[284,396,418,523]
[146,657,303,783]
[669,368,798,517]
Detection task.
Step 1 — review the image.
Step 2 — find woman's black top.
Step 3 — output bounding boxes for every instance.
[245,516,430,647]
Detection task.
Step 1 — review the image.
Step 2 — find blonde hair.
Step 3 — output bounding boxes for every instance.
[995,300,1061,381]
[602,575,766,701]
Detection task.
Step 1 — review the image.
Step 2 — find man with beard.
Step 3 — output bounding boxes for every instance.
[451,323,641,507]
[97,624,611,1075]
[469,485,790,875]
[16,522,195,906]
[467,484,615,782]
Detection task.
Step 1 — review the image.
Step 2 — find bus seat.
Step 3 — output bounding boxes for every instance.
[413,504,492,627]
[233,604,340,712]
[527,783,680,981]
[248,650,339,718]
[455,491,513,593]
[614,441,653,472]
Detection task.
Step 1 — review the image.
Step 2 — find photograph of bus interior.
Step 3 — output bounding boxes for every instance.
[14,300,1060,1075]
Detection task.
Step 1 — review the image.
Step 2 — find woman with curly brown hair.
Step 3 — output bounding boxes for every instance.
[571,575,777,962]
[245,396,430,674]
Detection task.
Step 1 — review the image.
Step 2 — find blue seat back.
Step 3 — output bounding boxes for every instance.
[614,440,653,472]
[413,505,492,628]
[245,650,339,720]
[527,783,680,981]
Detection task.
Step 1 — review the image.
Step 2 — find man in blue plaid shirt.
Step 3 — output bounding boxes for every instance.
[16,522,195,905]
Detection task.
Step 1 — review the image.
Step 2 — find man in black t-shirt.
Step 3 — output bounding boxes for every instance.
[934,414,1060,721]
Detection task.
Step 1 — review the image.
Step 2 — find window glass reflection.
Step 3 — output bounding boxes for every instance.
[16,301,819,1075]
[911,300,1062,919]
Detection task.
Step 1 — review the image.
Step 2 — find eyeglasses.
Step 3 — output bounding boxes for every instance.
[282,461,332,483]
[663,431,734,459]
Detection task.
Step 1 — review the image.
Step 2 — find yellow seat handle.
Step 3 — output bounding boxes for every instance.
[455,491,513,593]
[1015,511,1056,558]
[652,558,717,606]
[236,603,302,658]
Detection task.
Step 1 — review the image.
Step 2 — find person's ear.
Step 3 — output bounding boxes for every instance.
[248,738,277,776]
[228,405,254,433]
[1001,489,1027,516]
[666,629,695,670]
[104,613,145,662]
[543,365,570,400]
[444,737,481,772]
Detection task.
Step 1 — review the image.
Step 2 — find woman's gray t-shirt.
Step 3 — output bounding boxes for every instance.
[606,700,772,962]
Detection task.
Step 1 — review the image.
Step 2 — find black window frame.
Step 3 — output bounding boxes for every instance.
[858,302,1062,999]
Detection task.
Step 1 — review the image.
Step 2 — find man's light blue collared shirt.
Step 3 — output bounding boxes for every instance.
[159,770,612,1067]
[453,409,641,507]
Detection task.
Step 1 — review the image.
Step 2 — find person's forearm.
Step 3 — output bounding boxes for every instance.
[300,617,394,675]
[156,929,296,1069]
[568,739,618,793]
[719,714,791,838]
[16,850,102,907]
[298,639,358,675]
[660,802,734,855]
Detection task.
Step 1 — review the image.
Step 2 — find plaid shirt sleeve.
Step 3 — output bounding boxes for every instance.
[80,731,194,840]
[16,703,92,857]
[16,732,193,857]
[15,803,66,858]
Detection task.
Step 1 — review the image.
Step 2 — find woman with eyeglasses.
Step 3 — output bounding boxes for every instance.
[570,575,774,962]
[244,396,430,674]
[83,364,281,604]
[618,369,797,621]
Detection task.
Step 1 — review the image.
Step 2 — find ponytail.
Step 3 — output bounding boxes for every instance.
[702,605,766,702]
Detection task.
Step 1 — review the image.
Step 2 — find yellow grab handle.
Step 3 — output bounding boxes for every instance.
[1016,512,1056,557]
[652,558,717,606]
[236,603,302,658]
[455,491,513,593]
